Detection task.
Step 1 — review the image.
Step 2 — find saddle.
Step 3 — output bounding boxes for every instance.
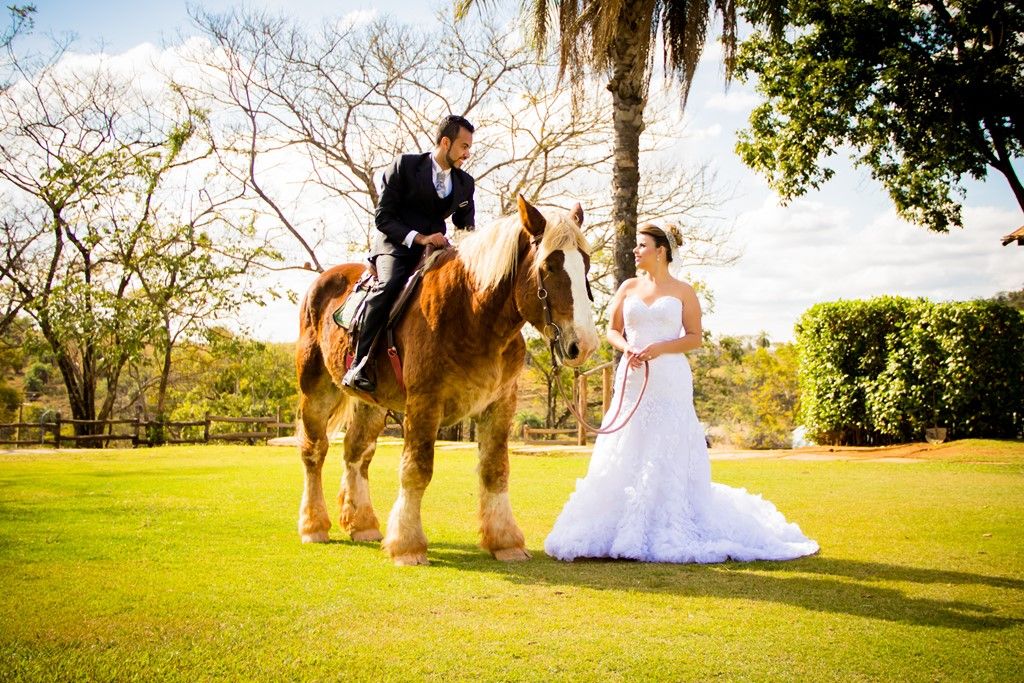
[332,247,443,389]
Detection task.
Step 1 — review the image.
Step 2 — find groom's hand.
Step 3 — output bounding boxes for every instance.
[416,233,450,249]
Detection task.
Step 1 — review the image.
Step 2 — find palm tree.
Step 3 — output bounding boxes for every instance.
[455,0,748,286]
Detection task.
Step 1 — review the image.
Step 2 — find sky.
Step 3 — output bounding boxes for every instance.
[23,0,1024,343]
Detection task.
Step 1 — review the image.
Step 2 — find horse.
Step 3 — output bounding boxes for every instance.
[295,196,600,565]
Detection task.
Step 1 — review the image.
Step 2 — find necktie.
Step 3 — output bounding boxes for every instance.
[435,169,447,198]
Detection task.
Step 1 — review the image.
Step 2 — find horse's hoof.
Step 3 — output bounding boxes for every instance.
[351,529,383,542]
[301,531,330,543]
[493,547,532,562]
[393,552,429,566]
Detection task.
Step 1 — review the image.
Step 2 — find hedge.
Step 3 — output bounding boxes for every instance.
[795,297,1024,445]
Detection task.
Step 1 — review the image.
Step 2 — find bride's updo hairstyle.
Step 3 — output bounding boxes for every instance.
[638,223,682,262]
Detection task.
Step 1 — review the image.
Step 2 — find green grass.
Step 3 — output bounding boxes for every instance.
[1,440,1022,681]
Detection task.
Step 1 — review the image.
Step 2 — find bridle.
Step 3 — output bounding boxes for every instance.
[530,235,649,435]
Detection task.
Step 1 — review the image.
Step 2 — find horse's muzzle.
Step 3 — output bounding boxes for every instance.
[557,329,596,367]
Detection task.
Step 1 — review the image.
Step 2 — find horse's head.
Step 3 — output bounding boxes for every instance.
[514,196,599,368]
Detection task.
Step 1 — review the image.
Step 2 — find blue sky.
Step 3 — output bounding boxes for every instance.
[24,0,1024,342]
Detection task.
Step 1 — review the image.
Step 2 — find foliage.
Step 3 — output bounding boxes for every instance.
[513,410,544,434]
[692,335,800,448]
[993,285,1024,311]
[0,382,19,420]
[0,44,274,432]
[166,330,297,425]
[796,297,1024,444]
[21,361,51,396]
[736,0,1024,231]
[1,442,1023,680]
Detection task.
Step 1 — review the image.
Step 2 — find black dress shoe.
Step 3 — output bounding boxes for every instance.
[342,359,376,393]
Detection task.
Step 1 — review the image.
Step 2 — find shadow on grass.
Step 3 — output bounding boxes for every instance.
[420,542,1023,632]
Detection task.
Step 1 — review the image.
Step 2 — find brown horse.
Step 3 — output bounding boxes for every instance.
[295,196,599,565]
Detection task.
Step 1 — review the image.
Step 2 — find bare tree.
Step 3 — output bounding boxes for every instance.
[0,44,271,435]
[186,8,735,280]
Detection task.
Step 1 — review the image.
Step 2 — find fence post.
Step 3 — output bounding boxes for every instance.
[602,365,613,414]
[203,412,211,443]
[577,374,587,446]
[53,412,62,449]
[276,407,283,438]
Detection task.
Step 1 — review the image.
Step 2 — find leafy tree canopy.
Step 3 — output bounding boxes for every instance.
[736,0,1024,232]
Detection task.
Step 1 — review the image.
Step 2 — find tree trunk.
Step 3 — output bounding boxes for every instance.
[607,12,652,288]
[987,123,1024,213]
[155,323,174,419]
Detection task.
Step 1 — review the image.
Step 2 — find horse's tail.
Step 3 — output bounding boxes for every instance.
[295,393,354,447]
[325,395,354,439]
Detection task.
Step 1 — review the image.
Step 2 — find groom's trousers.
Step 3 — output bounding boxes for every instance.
[351,253,417,370]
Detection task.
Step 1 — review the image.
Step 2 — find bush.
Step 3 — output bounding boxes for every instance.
[514,411,544,431]
[0,383,21,421]
[797,298,1024,445]
[24,362,53,396]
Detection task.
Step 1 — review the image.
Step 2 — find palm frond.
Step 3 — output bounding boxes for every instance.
[716,0,738,79]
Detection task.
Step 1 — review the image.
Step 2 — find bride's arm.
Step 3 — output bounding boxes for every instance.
[606,280,644,367]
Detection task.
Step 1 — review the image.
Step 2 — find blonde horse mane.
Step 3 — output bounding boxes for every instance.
[457,206,590,292]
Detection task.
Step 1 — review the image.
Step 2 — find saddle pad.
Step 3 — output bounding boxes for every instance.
[333,275,374,330]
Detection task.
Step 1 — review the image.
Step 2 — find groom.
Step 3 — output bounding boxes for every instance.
[342,114,477,393]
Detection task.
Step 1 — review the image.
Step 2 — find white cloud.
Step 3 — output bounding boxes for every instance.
[336,9,378,30]
[685,123,723,141]
[704,90,760,113]
[694,194,1022,342]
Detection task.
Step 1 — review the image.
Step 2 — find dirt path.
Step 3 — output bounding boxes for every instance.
[6,438,1018,463]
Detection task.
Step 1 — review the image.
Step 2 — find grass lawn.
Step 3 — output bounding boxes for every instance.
[1,439,1022,681]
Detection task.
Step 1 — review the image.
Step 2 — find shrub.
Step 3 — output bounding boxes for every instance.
[797,298,1024,445]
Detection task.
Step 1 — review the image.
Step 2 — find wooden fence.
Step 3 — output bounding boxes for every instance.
[523,361,615,446]
[0,411,294,449]
[3,362,620,449]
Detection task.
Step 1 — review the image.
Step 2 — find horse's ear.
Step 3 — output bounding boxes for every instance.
[571,202,584,226]
[518,195,546,237]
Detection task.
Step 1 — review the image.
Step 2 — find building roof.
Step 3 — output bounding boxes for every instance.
[1001,224,1024,246]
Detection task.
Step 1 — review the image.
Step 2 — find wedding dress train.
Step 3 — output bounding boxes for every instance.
[544,295,819,563]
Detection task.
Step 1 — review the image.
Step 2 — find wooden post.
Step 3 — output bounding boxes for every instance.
[203,412,211,443]
[53,412,62,449]
[576,375,587,446]
[15,404,22,444]
[276,407,283,438]
[602,365,613,414]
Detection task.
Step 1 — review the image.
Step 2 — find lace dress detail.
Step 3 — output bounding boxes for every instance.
[544,295,819,563]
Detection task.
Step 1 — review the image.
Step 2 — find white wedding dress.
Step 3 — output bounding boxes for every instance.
[544,295,819,563]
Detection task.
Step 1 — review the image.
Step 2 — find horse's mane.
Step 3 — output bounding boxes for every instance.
[457,207,590,292]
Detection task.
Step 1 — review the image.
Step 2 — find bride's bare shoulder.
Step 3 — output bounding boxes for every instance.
[614,278,641,297]
[669,278,696,299]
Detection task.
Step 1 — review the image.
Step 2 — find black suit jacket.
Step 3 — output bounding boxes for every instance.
[372,152,475,258]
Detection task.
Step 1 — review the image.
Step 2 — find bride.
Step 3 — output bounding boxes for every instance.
[544,223,819,563]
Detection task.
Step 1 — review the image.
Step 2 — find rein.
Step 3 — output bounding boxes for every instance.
[555,354,649,435]
[532,235,649,435]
